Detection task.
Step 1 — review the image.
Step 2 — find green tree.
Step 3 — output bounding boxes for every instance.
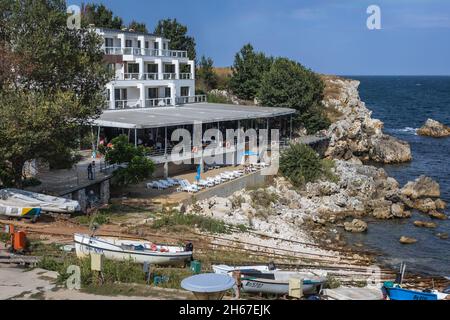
[196,56,218,92]
[229,44,273,101]
[279,144,336,187]
[153,19,196,60]
[257,58,329,133]
[102,135,155,186]
[0,0,110,187]
[81,3,124,29]
[128,20,148,33]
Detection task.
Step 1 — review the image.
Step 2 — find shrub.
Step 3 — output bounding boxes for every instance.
[102,135,155,186]
[257,58,330,134]
[280,144,337,187]
[207,92,232,104]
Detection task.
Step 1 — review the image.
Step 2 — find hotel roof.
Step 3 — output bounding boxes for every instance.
[93,103,296,129]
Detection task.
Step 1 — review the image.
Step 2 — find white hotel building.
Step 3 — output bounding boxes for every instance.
[97,27,201,109]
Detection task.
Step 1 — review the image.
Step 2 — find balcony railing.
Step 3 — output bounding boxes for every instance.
[104,47,188,58]
[179,73,193,80]
[145,98,173,108]
[115,73,193,81]
[176,95,207,105]
[114,99,142,109]
[109,95,205,109]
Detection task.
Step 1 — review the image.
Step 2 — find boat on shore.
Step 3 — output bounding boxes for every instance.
[0,188,80,214]
[383,282,449,301]
[74,233,193,265]
[213,264,325,296]
[239,270,326,295]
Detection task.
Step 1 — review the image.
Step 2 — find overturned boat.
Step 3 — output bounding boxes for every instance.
[0,189,80,214]
[74,234,193,266]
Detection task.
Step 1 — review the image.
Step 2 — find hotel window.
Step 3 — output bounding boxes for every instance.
[148,88,158,99]
[127,63,139,74]
[105,38,114,47]
[147,64,158,73]
[163,42,167,50]
[145,41,149,49]
[125,39,132,47]
[181,87,190,97]
[137,40,141,48]
[165,87,171,98]
[115,89,127,100]
[154,42,159,50]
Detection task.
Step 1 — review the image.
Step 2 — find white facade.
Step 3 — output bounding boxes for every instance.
[95,28,203,110]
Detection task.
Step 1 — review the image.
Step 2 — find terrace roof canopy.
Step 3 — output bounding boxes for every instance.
[93,103,296,129]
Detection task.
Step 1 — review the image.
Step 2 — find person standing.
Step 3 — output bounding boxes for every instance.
[87,163,93,180]
[91,161,96,180]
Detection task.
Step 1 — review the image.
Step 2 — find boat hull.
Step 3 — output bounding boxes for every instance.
[385,287,438,301]
[74,234,192,266]
[0,205,41,219]
[241,278,323,296]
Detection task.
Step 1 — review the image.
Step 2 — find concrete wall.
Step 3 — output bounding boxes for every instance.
[184,171,271,205]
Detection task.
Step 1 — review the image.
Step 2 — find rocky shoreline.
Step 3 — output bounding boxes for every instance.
[187,77,448,268]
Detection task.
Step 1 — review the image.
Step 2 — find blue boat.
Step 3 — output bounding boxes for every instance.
[384,286,439,301]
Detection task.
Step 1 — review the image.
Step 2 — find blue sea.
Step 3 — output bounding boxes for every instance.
[344,76,450,276]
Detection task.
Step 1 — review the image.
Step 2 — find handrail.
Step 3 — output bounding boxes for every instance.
[104,47,188,58]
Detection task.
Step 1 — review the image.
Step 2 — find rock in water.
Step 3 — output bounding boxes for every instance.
[435,199,447,210]
[369,135,412,164]
[417,119,450,137]
[429,210,448,220]
[437,233,449,240]
[400,236,418,245]
[401,176,441,199]
[413,221,437,228]
[344,219,368,233]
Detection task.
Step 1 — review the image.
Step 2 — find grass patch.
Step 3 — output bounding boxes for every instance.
[0,232,10,242]
[151,212,247,234]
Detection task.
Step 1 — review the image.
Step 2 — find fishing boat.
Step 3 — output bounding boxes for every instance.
[74,233,193,265]
[0,189,80,213]
[239,270,326,295]
[383,282,449,301]
[0,205,41,221]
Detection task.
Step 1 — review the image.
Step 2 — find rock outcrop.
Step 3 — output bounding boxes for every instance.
[344,219,368,233]
[401,176,441,199]
[323,78,412,164]
[414,221,437,228]
[417,119,450,137]
[400,236,418,245]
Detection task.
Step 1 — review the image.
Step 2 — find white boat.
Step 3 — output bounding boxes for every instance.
[0,188,80,213]
[240,270,326,295]
[213,264,325,296]
[74,234,193,265]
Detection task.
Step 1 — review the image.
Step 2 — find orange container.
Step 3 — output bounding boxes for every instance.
[13,231,27,251]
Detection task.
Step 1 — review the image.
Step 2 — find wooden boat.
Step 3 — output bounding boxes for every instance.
[383,283,449,300]
[0,205,41,221]
[74,234,193,265]
[0,188,80,213]
[239,270,325,296]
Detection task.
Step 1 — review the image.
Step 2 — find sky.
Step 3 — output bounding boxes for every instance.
[70,0,450,75]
